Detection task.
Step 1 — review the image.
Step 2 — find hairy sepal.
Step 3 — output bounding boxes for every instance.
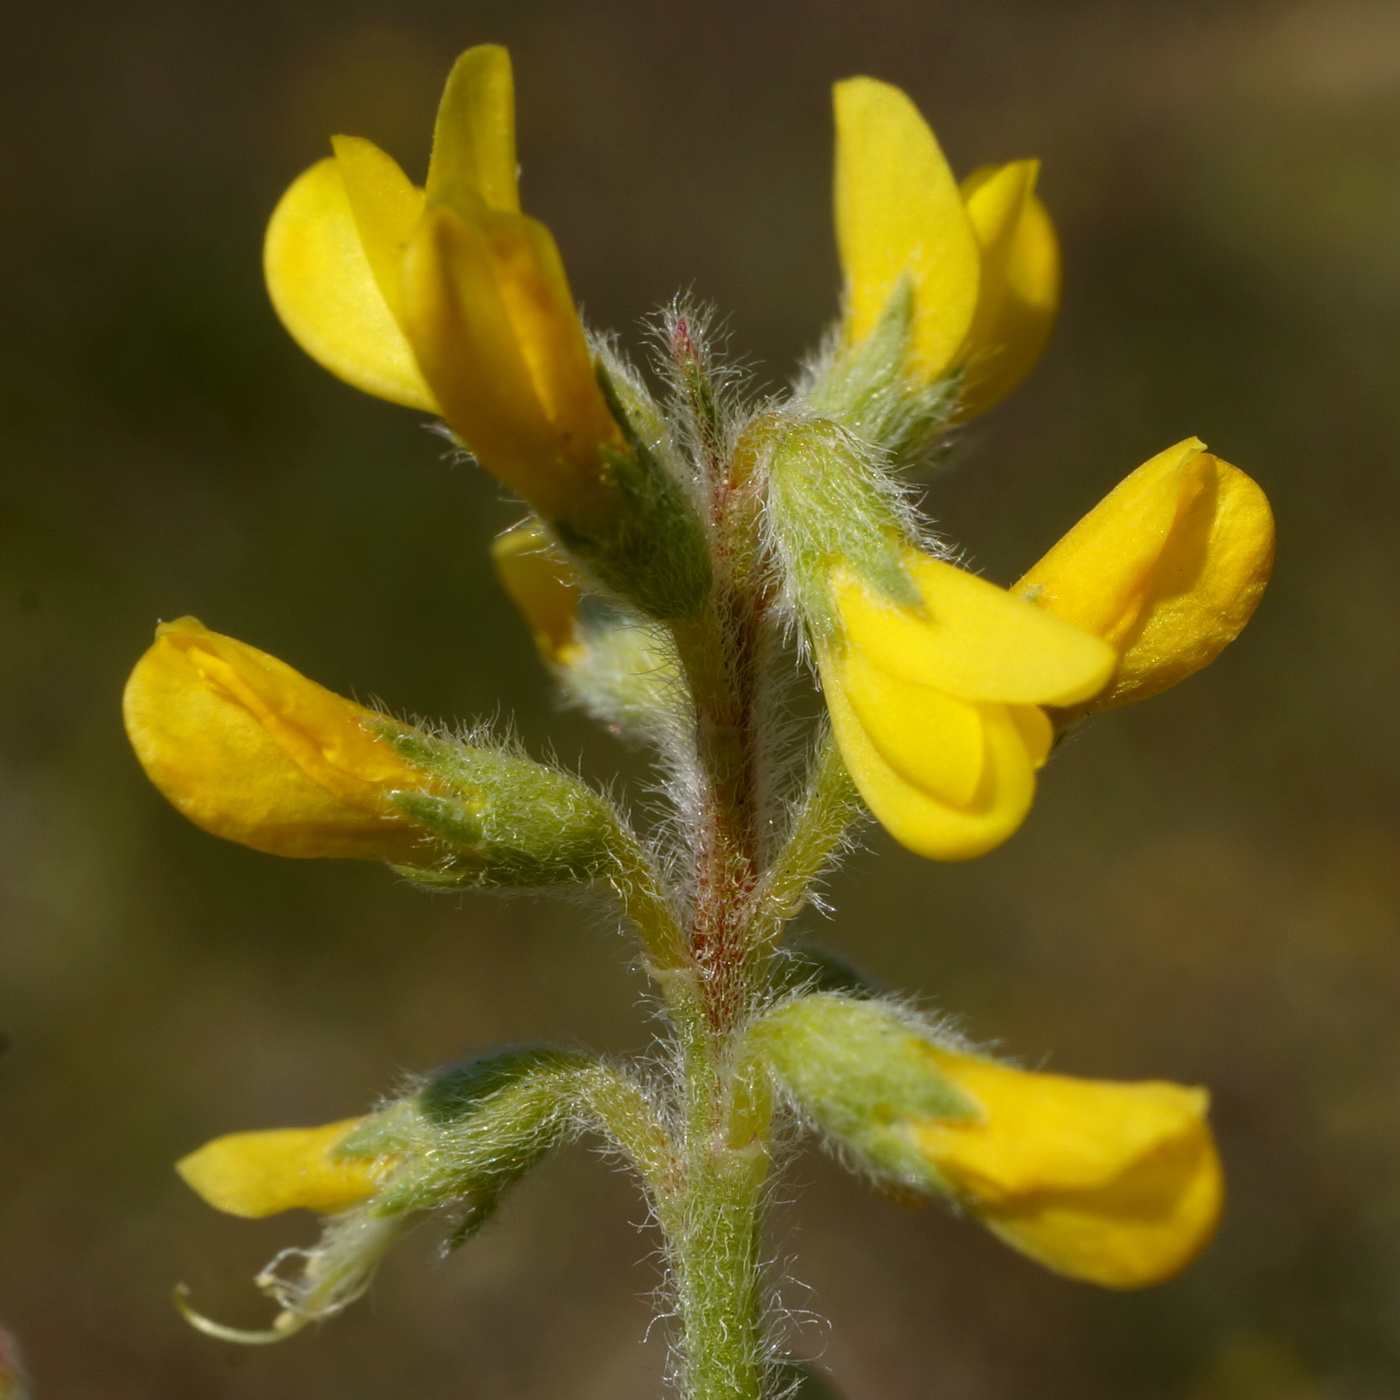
[381,728,622,888]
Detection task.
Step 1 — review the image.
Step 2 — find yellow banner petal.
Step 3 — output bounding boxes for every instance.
[264,157,437,412]
[833,77,980,381]
[832,553,1115,706]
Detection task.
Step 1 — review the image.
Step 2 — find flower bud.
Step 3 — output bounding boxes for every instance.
[491,520,585,667]
[490,521,683,737]
[175,1048,597,1343]
[123,617,436,861]
[176,1118,390,1219]
[759,994,1222,1288]
[1018,438,1274,719]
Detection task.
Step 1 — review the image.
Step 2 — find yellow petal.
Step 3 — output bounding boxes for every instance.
[491,520,585,666]
[426,44,520,212]
[123,617,433,861]
[831,553,1115,706]
[834,645,987,806]
[1018,439,1275,714]
[910,1049,1223,1288]
[957,160,1061,419]
[177,1119,387,1218]
[833,77,980,381]
[820,653,1041,861]
[400,202,623,530]
[330,135,427,328]
[264,156,437,412]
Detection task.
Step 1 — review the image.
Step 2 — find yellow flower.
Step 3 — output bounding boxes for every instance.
[265,44,625,534]
[956,160,1060,419]
[123,617,433,861]
[490,520,585,668]
[177,1118,387,1218]
[833,77,1059,413]
[910,1047,1223,1288]
[818,552,1115,860]
[1018,438,1275,719]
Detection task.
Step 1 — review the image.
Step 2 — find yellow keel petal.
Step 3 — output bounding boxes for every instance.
[822,657,1039,861]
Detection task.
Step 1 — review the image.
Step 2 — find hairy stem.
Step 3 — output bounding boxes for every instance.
[658,387,781,1399]
[666,1147,769,1400]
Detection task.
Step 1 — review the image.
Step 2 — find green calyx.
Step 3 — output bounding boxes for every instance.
[801,278,961,463]
[752,994,976,1189]
[762,414,918,642]
[549,361,712,623]
[350,1046,594,1228]
[380,728,624,888]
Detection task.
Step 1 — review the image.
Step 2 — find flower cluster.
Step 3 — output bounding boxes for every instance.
[127,43,1273,1386]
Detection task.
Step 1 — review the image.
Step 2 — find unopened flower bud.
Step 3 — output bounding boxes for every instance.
[123,617,437,862]
[759,994,1222,1288]
[491,520,585,667]
[175,1047,598,1343]
[176,1118,390,1219]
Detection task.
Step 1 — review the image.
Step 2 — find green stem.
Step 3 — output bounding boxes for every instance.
[666,1145,770,1400]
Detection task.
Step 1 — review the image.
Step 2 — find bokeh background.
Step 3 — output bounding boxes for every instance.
[3,0,1399,1395]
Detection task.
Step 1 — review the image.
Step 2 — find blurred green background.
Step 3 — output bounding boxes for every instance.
[3,0,1398,1395]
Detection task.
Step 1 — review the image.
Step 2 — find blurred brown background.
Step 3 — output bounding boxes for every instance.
[2,0,1397,1395]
